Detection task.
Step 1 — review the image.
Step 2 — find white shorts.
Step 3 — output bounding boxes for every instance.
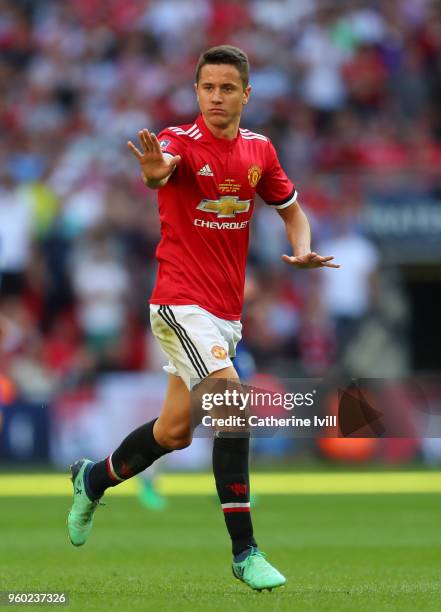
[150,304,242,389]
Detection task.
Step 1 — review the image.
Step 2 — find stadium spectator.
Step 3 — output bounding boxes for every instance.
[2,0,440,396]
[318,207,379,356]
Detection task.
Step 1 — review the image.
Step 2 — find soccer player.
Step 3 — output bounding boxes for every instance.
[67,45,339,592]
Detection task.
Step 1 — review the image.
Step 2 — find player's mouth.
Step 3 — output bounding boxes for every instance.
[209,109,226,114]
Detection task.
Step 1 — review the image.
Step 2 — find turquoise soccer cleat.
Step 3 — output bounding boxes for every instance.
[138,478,168,511]
[67,459,102,547]
[232,547,286,592]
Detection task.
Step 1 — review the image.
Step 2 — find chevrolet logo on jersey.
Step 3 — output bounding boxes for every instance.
[196,196,251,218]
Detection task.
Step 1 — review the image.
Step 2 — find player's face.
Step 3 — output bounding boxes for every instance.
[195,64,251,130]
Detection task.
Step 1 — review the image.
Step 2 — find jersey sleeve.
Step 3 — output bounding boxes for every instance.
[156,129,187,182]
[157,129,186,157]
[257,140,297,209]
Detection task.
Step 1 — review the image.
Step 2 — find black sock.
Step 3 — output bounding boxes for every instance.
[87,418,172,500]
[212,434,257,556]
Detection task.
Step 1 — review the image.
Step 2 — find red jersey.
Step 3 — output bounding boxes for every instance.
[150,114,297,320]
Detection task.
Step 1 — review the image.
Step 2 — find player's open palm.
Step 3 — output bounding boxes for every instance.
[282,252,340,269]
[128,129,181,182]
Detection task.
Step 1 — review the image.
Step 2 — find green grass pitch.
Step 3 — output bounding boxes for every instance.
[1,476,441,611]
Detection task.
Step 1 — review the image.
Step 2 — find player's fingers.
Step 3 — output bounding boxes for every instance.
[321,262,341,268]
[145,129,156,147]
[282,254,307,266]
[146,131,162,157]
[316,255,334,262]
[150,133,162,154]
[139,130,152,153]
[299,252,320,262]
[145,130,156,151]
[138,130,148,152]
[297,254,312,263]
[127,141,143,159]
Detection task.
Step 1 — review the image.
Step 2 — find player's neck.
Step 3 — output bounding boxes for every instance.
[202,115,240,141]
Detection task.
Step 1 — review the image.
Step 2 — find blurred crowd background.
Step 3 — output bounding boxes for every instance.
[1,0,441,467]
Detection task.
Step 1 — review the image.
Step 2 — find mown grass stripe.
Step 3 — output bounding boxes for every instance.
[0,472,440,496]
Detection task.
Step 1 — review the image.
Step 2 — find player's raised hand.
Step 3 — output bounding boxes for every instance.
[281,252,341,269]
[127,129,181,182]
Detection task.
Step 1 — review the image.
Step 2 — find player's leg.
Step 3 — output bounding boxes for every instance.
[67,374,190,546]
[137,374,199,510]
[207,365,286,591]
[208,365,256,554]
[67,303,210,547]
[137,460,168,511]
[89,373,191,493]
[153,372,193,449]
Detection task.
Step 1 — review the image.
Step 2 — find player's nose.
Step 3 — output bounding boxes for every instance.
[211,89,223,103]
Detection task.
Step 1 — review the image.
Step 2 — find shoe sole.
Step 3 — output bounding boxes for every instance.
[67,514,82,547]
[232,567,285,592]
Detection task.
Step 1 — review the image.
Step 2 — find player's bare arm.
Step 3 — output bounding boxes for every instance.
[278,200,341,269]
[127,129,181,189]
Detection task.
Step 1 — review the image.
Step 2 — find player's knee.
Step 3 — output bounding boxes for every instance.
[162,435,192,450]
[172,436,192,450]
[155,428,192,450]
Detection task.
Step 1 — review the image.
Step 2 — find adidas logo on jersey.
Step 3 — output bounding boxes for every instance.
[197,164,214,177]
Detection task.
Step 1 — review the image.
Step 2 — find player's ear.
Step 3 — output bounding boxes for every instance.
[243,85,251,105]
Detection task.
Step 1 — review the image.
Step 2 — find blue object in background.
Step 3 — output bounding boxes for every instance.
[0,402,50,462]
[233,342,257,382]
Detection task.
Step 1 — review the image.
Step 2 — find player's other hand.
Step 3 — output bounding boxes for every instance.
[127,129,181,182]
[281,252,341,269]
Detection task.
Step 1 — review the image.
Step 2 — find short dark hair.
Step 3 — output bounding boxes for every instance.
[195,45,249,88]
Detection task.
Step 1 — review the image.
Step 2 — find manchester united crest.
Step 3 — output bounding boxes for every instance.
[211,345,228,360]
[248,165,262,188]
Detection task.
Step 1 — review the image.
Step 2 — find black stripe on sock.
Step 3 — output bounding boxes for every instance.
[165,306,209,377]
[158,306,207,379]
